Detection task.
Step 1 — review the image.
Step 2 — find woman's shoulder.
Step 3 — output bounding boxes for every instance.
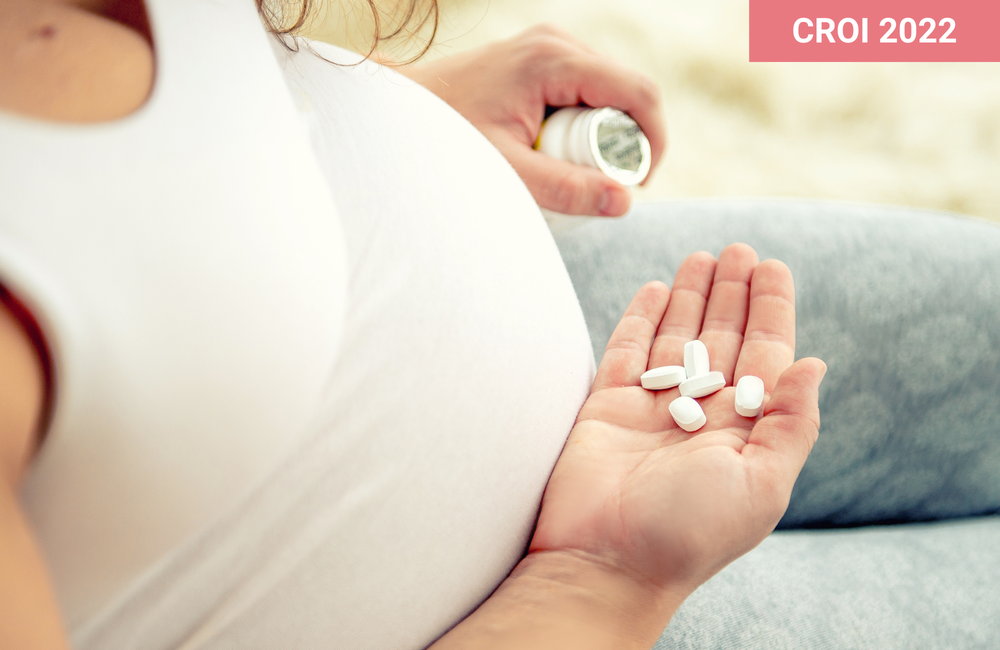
[0,1,154,123]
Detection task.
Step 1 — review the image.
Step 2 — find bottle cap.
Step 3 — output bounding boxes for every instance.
[588,108,652,186]
[535,107,651,186]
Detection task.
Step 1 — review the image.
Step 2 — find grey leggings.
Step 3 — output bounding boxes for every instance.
[553,200,1000,649]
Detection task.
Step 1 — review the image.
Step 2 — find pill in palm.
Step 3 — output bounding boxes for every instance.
[669,396,707,432]
[735,375,765,417]
[683,340,711,378]
[640,365,687,390]
[679,371,726,398]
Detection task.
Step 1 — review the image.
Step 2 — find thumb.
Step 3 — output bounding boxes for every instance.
[742,357,827,521]
[505,141,633,217]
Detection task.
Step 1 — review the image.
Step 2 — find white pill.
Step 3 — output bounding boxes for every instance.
[640,365,686,390]
[684,340,711,378]
[679,371,726,398]
[669,396,707,432]
[735,375,765,417]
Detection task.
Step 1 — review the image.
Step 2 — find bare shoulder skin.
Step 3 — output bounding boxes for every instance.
[0,0,154,123]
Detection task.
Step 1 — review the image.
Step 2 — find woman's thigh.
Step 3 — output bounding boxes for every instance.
[553,200,1000,528]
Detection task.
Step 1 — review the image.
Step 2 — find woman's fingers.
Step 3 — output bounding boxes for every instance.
[733,260,796,392]
[648,252,716,369]
[597,247,791,399]
[699,244,758,384]
[742,358,827,521]
[592,281,671,392]
[537,53,667,183]
[502,138,632,216]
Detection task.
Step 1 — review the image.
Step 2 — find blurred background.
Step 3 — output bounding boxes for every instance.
[308,0,1000,222]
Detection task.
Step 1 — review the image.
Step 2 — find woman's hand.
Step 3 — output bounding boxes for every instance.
[403,24,666,217]
[530,244,827,597]
[432,244,825,649]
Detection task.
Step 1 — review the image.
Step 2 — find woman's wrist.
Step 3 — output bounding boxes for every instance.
[429,548,690,650]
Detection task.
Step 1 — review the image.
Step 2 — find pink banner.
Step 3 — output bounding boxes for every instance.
[750,0,1000,62]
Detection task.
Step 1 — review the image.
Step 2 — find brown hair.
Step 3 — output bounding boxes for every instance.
[256,0,439,64]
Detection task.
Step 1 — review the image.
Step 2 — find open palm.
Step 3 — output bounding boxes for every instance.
[530,244,827,594]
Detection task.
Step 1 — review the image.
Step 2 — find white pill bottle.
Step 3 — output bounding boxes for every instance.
[533,106,652,231]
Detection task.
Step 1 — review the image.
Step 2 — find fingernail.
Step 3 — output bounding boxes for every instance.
[599,188,629,216]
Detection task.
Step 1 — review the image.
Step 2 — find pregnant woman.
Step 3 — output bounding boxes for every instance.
[2,1,998,649]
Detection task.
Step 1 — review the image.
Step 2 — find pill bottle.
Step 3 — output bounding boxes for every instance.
[533,106,652,231]
[534,106,652,186]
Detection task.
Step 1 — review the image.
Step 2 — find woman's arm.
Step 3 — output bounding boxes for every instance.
[431,245,826,649]
[0,301,68,650]
[430,550,685,650]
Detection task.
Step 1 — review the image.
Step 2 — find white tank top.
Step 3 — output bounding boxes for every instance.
[1,1,595,646]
